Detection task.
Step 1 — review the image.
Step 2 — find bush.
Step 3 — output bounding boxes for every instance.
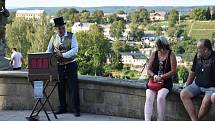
[176,66,189,83]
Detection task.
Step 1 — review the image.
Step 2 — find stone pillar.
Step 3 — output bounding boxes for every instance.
[0,0,10,70]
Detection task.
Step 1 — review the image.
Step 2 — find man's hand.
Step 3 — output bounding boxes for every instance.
[54,48,63,58]
[183,82,188,88]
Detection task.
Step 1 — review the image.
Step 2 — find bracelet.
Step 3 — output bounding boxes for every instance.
[153,75,158,79]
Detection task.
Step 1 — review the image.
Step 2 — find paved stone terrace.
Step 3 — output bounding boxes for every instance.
[0,111,144,121]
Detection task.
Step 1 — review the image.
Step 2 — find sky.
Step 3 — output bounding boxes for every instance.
[6,0,215,8]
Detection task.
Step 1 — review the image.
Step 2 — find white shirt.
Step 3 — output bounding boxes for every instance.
[11,51,22,68]
[46,31,78,58]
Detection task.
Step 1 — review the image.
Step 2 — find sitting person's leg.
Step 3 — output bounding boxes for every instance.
[157,88,169,121]
[180,82,201,121]
[144,89,156,121]
[211,93,215,104]
[198,88,215,120]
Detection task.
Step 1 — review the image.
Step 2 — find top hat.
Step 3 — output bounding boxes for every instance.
[53,17,66,27]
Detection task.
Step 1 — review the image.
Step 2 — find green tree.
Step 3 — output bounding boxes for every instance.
[6,18,32,67]
[7,11,16,24]
[81,9,90,13]
[107,14,125,24]
[167,9,179,27]
[92,10,104,24]
[205,7,211,20]
[128,8,150,24]
[212,7,215,20]
[111,40,124,53]
[124,43,139,52]
[56,8,80,28]
[76,24,110,75]
[177,67,189,83]
[189,7,206,20]
[56,8,79,20]
[138,8,150,24]
[107,14,118,24]
[110,40,124,70]
[129,23,144,41]
[129,11,139,23]
[79,11,91,22]
[29,14,53,53]
[6,14,54,68]
[116,10,125,14]
[110,20,125,40]
[156,26,163,36]
[167,27,176,37]
[150,10,155,13]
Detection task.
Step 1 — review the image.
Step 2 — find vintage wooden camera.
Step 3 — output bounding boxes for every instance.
[28,52,58,82]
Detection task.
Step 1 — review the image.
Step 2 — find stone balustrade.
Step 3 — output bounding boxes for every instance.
[0,71,215,121]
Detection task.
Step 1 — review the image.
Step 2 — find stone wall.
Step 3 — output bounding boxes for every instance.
[0,71,215,121]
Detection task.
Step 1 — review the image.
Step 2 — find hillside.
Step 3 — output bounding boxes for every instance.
[187,21,215,39]
[8,6,204,15]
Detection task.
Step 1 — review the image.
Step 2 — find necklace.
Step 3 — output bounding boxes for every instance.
[159,51,168,61]
[201,56,212,72]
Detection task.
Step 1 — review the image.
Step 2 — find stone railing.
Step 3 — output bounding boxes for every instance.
[0,71,215,121]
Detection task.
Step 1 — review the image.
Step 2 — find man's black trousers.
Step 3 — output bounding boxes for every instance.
[57,61,80,113]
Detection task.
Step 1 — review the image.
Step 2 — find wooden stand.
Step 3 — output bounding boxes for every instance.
[26,76,58,121]
[27,53,59,121]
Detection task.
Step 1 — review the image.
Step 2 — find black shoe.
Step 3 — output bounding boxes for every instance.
[54,109,67,114]
[74,112,80,117]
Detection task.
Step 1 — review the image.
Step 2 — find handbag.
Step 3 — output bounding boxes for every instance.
[148,78,164,91]
[147,56,168,91]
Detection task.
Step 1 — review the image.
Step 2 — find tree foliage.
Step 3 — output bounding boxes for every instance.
[107,13,125,24]
[116,10,125,14]
[129,23,144,41]
[189,7,207,20]
[56,8,79,20]
[156,26,163,36]
[167,9,179,27]
[110,20,125,40]
[92,10,104,24]
[6,14,54,67]
[177,66,189,83]
[128,8,150,25]
[76,24,110,75]
[205,7,211,20]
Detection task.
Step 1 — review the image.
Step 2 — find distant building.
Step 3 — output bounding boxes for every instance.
[16,10,45,20]
[100,24,113,40]
[120,51,147,66]
[150,12,166,21]
[71,22,95,33]
[100,24,131,41]
[141,31,156,41]
[104,13,128,21]
[117,14,128,21]
[176,55,183,64]
[140,48,156,58]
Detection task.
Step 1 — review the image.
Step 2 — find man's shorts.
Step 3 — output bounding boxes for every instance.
[184,81,215,96]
